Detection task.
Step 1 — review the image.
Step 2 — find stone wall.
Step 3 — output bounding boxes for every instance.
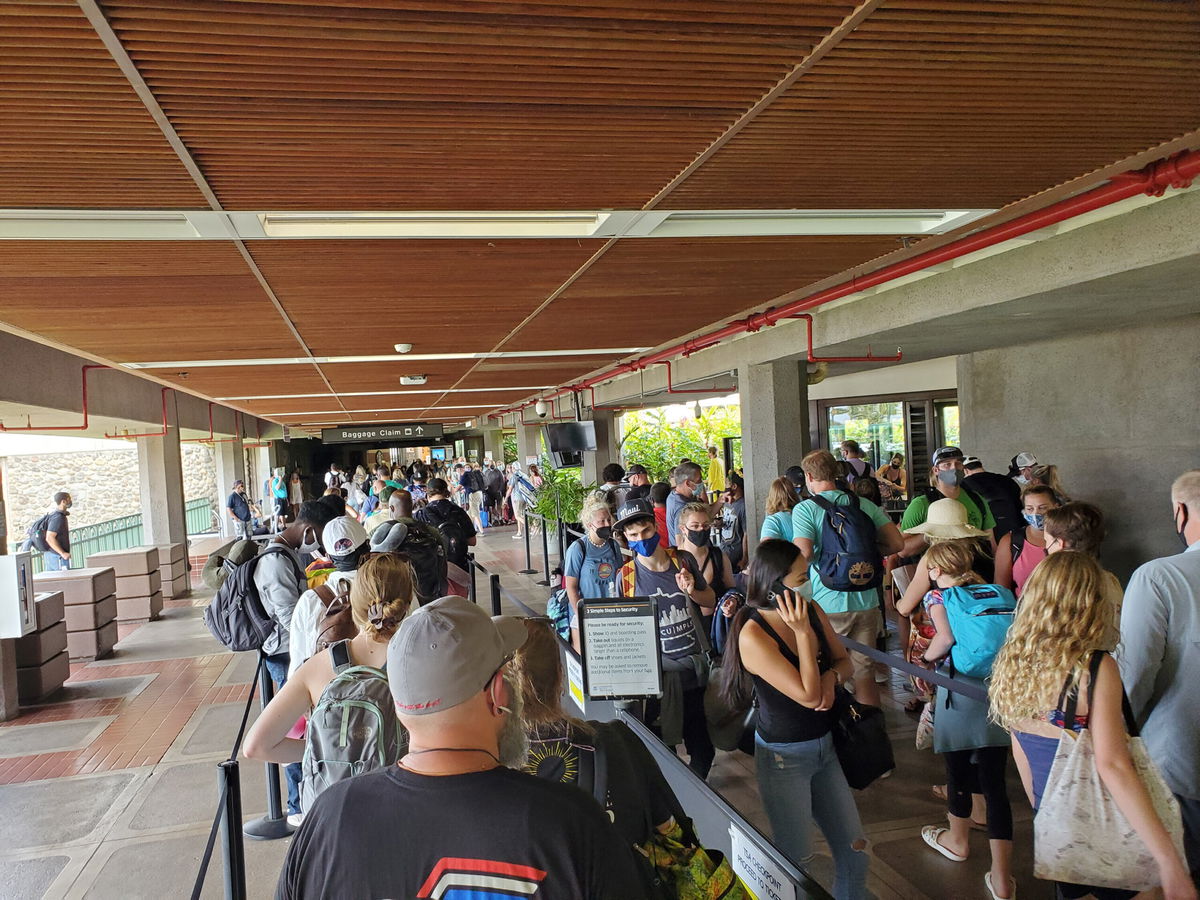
[2,444,218,545]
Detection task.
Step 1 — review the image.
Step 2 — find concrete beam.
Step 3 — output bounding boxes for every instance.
[587,187,1200,408]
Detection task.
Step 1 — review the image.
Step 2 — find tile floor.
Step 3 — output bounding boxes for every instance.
[0,525,1050,898]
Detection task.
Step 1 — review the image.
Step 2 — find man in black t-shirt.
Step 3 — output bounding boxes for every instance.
[43,492,72,571]
[277,597,641,900]
[226,480,253,540]
[962,455,1023,539]
[415,478,477,569]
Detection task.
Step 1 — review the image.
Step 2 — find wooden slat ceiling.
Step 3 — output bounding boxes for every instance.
[502,236,905,351]
[0,241,302,360]
[1,0,1197,429]
[661,0,1200,209]
[100,0,863,209]
[0,2,205,207]
[246,240,605,357]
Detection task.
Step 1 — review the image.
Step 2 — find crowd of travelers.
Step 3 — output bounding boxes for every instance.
[198,440,1199,900]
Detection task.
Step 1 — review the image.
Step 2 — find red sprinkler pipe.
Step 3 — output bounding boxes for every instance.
[583,386,629,412]
[653,360,738,394]
[518,396,574,426]
[104,387,171,439]
[529,148,1200,406]
[195,404,242,444]
[792,314,903,364]
[0,364,109,432]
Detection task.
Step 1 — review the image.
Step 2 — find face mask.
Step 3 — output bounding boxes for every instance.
[687,528,712,547]
[595,526,613,541]
[936,468,963,487]
[1014,474,1029,486]
[298,527,321,556]
[1023,512,1045,530]
[770,577,813,603]
[628,534,660,557]
[1178,506,1191,550]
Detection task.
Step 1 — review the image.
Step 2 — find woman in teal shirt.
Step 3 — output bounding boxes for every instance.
[760,477,800,543]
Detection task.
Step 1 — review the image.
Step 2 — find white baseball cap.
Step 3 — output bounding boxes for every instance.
[321,516,368,558]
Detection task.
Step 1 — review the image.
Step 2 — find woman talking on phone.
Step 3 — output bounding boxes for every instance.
[718,539,869,900]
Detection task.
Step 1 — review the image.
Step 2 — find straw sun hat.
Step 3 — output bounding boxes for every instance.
[903,497,990,540]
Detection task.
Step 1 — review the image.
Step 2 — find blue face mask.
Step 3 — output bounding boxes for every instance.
[936,468,963,487]
[1023,512,1045,530]
[628,533,660,557]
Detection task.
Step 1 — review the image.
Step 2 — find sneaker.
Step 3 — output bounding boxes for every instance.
[512,534,523,540]
[287,813,304,828]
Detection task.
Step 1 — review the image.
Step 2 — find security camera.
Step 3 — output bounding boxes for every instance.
[534,400,549,419]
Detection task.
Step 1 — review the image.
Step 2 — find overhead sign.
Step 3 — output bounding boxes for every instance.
[321,422,444,444]
[578,598,662,700]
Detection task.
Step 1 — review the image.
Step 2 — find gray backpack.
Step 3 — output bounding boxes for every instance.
[299,640,408,810]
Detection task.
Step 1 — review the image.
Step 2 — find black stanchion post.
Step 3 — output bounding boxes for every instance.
[536,518,551,586]
[219,759,248,900]
[489,573,502,617]
[468,554,477,604]
[242,662,294,840]
[518,514,537,575]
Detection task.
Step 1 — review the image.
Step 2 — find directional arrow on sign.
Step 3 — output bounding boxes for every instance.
[415,425,424,435]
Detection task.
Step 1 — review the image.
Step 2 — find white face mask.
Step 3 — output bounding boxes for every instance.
[298,527,321,556]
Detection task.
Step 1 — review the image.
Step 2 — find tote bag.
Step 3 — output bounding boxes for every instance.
[1034,652,1185,890]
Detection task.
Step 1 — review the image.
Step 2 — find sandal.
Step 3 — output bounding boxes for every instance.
[920,825,967,862]
[984,872,1016,900]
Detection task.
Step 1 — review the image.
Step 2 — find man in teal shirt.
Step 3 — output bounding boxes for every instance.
[792,449,904,707]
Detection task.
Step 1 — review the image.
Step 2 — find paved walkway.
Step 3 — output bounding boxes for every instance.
[0,524,1044,899]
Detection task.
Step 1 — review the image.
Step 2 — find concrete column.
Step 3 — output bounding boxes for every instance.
[214,438,246,537]
[137,391,187,545]
[580,410,619,486]
[481,429,505,465]
[515,423,541,468]
[0,478,16,718]
[738,360,810,541]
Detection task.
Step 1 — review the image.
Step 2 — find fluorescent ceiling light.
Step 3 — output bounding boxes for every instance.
[259,211,609,238]
[263,405,491,415]
[394,343,413,353]
[399,375,428,385]
[216,386,554,400]
[124,348,649,369]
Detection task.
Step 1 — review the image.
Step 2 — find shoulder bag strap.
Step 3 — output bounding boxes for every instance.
[313,583,335,607]
[1083,649,1140,736]
[589,730,608,809]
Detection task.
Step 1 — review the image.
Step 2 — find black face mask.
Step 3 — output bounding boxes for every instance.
[1178,506,1190,550]
[595,526,613,541]
[687,528,712,547]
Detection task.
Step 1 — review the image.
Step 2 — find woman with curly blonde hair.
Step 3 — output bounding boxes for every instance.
[991,551,1194,900]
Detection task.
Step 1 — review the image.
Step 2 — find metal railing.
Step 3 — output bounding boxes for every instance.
[27,497,215,573]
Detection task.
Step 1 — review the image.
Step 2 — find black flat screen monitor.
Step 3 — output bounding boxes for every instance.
[544,421,597,453]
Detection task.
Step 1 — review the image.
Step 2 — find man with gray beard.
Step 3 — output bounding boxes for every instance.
[276,596,641,900]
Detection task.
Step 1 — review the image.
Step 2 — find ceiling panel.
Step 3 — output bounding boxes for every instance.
[0,242,300,361]
[0,2,206,207]
[246,239,604,356]
[99,0,862,209]
[663,0,1200,209]
[503,236,902,351]
[154,364,330,398]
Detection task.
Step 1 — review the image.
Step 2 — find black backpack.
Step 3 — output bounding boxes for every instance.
[810,492,884,591]
[468,470,486,494]
[203,544,299,651]
[25,513,52,552]
[397,523,449,604]
[418,502,470,568]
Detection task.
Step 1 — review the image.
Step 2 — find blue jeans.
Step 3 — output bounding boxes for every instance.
[755,732,869,900]
[262,652,303,815]
[43,551,69,571]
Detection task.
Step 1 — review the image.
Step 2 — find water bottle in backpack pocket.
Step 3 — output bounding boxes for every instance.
[940,583,1017,678]
[299,640,408,811]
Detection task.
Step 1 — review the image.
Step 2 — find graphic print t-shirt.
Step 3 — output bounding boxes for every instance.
[631,552,708,660]
[277,766,641,900]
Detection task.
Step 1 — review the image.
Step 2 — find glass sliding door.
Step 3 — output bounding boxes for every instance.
[824,401,905,470]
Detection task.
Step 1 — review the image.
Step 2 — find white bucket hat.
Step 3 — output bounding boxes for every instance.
[904,498,989,540]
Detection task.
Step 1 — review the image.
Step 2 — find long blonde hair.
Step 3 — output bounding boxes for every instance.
[349,552,416,640]
[990,551,1118,728]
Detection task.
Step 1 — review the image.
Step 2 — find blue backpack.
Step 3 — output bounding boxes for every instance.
[941,583,1017,678]
[545,588,571,639]
[810,492,884,591]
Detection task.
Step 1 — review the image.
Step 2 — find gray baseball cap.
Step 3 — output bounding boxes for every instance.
[387,595,527,716]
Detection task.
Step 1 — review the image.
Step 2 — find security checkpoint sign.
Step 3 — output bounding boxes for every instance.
[321,422,444,443]
[578,598,661,700]
[729,824,797,900]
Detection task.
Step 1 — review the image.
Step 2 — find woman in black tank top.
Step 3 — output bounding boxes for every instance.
[676,503,731,635]
[716,540,870,900]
